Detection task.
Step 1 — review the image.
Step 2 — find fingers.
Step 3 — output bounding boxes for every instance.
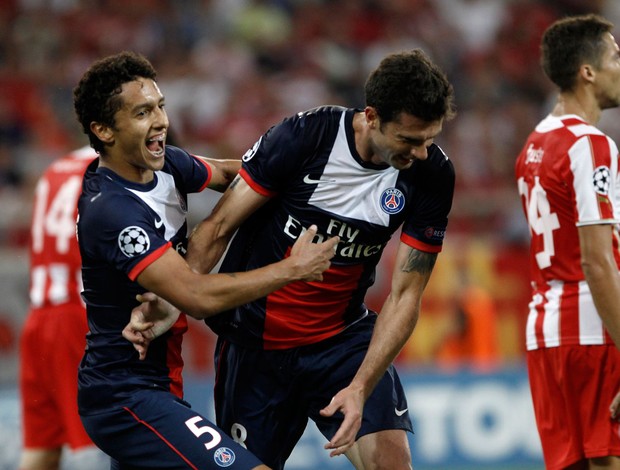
[319,397,360,457]
[323,234,340,253]
[298,224,318,244]
[122,327,149,360]
[128,309,155,332]
[323,419,357,457]
[319,398,337,417]
[297,225,340,253]
[135,292,158,303]
[122,326,142,343]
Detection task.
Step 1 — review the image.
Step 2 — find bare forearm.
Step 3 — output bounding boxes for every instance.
[144,226,338,320]
[349,247,435,398]
[350,299,419,399]
[182,257,309,319]
[186,219,229,274]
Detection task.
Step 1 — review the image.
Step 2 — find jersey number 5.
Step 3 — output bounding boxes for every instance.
[185,416,222,451]
[517,176,560,269]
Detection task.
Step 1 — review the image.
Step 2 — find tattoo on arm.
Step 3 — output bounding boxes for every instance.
[209,174,241,193]
[403,249,437,275]
[229,175,241,190]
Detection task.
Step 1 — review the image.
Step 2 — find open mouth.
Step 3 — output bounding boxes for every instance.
[146,133,166,157]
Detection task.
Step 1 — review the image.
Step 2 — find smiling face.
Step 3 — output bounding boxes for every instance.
[365,107,443,170]
[92,77,169,183]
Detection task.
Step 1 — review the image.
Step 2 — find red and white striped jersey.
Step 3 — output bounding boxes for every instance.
[515,114,620,350]
[29,146,97,310]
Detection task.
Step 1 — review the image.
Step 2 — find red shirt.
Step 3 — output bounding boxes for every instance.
[515,114,620,350]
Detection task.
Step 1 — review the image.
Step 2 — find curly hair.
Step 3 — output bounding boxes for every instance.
[541,14,614,92]
[73,51,157,155]
[364,49,455,125]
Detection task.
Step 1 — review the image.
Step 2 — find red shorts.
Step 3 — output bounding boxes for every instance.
[19,305,93,450]
[527,345,620,470]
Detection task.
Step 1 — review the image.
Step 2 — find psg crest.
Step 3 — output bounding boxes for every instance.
[380,188,405,215]
[213,447,236,467]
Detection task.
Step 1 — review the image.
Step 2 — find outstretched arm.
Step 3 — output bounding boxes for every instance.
[137,223,338,319]
[124,174,339,353]
[320,241,437,457]
[125,223,338,355]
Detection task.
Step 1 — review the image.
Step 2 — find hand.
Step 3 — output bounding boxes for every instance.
[289,225,340,282]
[122,292,180,360]
[610,389,620,420]
[319,384,364,457]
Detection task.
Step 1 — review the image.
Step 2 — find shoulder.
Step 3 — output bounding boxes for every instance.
[277,105,350,132]
[267,105,350,147]
[538,115,610,143]
[163,145,192,170]
[162,145,210,189]
[48,146,98,176]
[79,166,143,220]
[421,144,454,178]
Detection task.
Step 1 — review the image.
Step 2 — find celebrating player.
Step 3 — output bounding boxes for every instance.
[73,50,338,469]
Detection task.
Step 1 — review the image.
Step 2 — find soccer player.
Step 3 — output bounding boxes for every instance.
[73,50,338,469]
[515,14,620,470]
[19,146,109,470]
[172,48,455,470]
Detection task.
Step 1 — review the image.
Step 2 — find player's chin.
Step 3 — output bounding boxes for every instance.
[146,150,166,169]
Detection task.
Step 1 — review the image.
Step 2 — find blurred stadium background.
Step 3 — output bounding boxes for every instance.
[2,0,620,468]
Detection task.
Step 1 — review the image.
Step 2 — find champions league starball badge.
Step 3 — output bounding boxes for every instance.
[118,226,150,257]
[380,188,405,214]
[592,165,611,195]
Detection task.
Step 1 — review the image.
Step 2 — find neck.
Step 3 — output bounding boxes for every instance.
[98,157,153,184]
[552,91,601,125]
[353,111,374,162]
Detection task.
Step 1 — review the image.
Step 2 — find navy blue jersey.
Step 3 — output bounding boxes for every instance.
[207,106,455,349]
[76,146,210,414]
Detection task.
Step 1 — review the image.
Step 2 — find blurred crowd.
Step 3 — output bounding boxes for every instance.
[2,0,620,372]
[3,0,620,244]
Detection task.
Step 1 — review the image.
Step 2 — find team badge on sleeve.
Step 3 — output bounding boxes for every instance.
[118,226,150,257]
[593,165,611,195]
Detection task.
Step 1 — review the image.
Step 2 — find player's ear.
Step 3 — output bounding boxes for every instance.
[364,106,379,130]
[90,121,114,144]
[579,63,596,84]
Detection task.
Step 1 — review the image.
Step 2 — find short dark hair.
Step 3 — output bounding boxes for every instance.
[364,49,455,124]
[73,51,157,154]
[541,14,614,91]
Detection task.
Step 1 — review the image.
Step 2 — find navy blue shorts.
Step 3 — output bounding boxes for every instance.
[213,312,412,469]
[80,388,264,469]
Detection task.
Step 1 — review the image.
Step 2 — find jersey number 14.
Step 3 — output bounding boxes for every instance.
[517,176,560,270]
